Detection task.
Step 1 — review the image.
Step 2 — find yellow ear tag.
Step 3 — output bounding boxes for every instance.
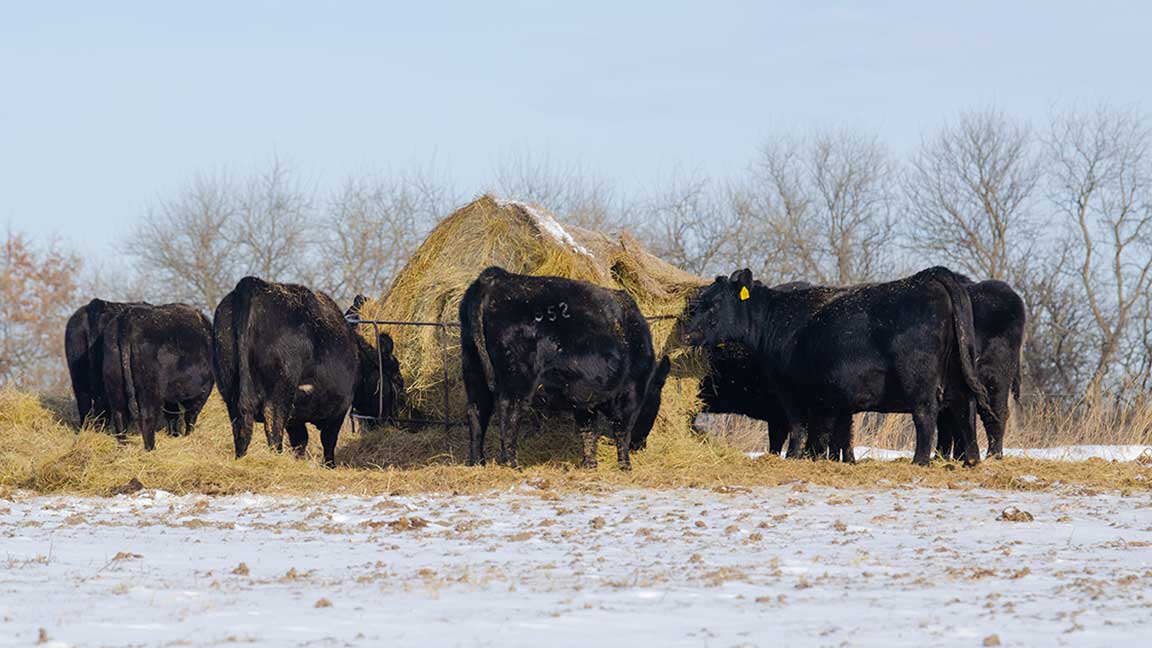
[739,286,750,301]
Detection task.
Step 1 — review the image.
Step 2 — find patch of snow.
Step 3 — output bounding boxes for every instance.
[2,487,1150,646]
[748,445,1152,462]
[496,197,593,257]
[851,444,1152,462]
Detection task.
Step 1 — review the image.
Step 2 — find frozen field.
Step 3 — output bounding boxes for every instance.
[2,482,1150,647]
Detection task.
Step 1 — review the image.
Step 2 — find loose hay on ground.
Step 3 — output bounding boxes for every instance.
[2,390,1149,497]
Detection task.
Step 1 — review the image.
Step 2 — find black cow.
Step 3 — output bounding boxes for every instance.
[697,281,831,456]
[936,279,1026,460]
[699,345,792,454]
[701,277,1025,462]
[212,277,402,467]
[101,303,215,449]
[685,267,995,466]
[65,298,148,425]
[459,267,671,470]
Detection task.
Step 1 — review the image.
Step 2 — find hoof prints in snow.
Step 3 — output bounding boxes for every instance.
[1,486,1150,646]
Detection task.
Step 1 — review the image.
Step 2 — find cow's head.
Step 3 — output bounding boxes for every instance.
[352,332,405,420]
[344,294,370,320]
[629,355,673,451]
[684,268,756,348]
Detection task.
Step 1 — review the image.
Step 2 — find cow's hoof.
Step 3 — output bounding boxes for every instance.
[580,460,597,470]
[911,456,931,467]
[616,462,632,472]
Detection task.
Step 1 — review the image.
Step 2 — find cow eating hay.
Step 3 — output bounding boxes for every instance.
[355,195,708,458]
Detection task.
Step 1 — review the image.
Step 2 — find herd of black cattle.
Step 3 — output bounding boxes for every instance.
[63,264,1025,470]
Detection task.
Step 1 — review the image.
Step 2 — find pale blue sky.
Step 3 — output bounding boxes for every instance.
[2,1,1149,257]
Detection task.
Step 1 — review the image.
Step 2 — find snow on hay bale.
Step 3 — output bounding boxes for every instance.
[357,194,709,434]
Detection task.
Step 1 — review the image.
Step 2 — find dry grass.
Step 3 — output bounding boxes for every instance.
[703,398,1152,453]
[3,389,1149,497]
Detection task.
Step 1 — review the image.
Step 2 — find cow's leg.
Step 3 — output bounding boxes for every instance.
[613,390,648,472]
[831,415,855,463]
[765,396,790,455]
[984,413,1006,460]
[287,419,309,458]
[182,393,210,436]
[496,399,523,468]
[164,404,182,437]
[786,426,806,459]
[139,404,159,451]
[780,400,808,460]
[232,410,255,459]
[956,398,981,467]
[262,404,286,453]
[91,394,109,427]
[111,409,128,443]
[614,417,632,471]
[318,417,342,468]
[936,406,956,459]
[492,398,509,465]
[575,409,598,470]
[807,416,835,461]
[983,382,1010,460]
[466,393,493,467]
[910,401,940,466]
[74,389,93,428]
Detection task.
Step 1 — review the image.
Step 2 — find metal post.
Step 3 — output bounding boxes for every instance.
[371,321,384,422]
[440,322,452,451]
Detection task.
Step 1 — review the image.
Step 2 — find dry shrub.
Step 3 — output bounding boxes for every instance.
[356,194,709,440]
[2,389,1150,496]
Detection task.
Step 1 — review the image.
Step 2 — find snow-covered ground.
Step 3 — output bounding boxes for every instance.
[750,445,1152,462]
[2,484,1150,647]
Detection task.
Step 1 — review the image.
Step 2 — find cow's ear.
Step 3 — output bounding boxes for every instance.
[730,268,753,285]
[732,268,753,301]
[377,332,394,355]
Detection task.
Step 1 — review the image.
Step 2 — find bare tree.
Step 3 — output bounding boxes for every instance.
[126,170,241,310]
[491,149,625,231]
[1013,241,1095,401]
[234,156,317,284]
[0,229,82,392]
[904,107,1041,281]
[127,159,324,310]
[729,128,898,285]
[1045,104,1152,399]
[1136,291,1152,392]
[636,168,732,276]
[320,164,458,304]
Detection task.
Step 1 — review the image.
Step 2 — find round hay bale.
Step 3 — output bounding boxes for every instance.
[357,195,709,439]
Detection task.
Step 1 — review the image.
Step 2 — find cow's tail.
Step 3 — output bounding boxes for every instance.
[929,268,997,426]
[116,317,141,426]
[234,280,258,410]
[467,268,504,393]
[1011,364,1022,403]
[472,292,497,392]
